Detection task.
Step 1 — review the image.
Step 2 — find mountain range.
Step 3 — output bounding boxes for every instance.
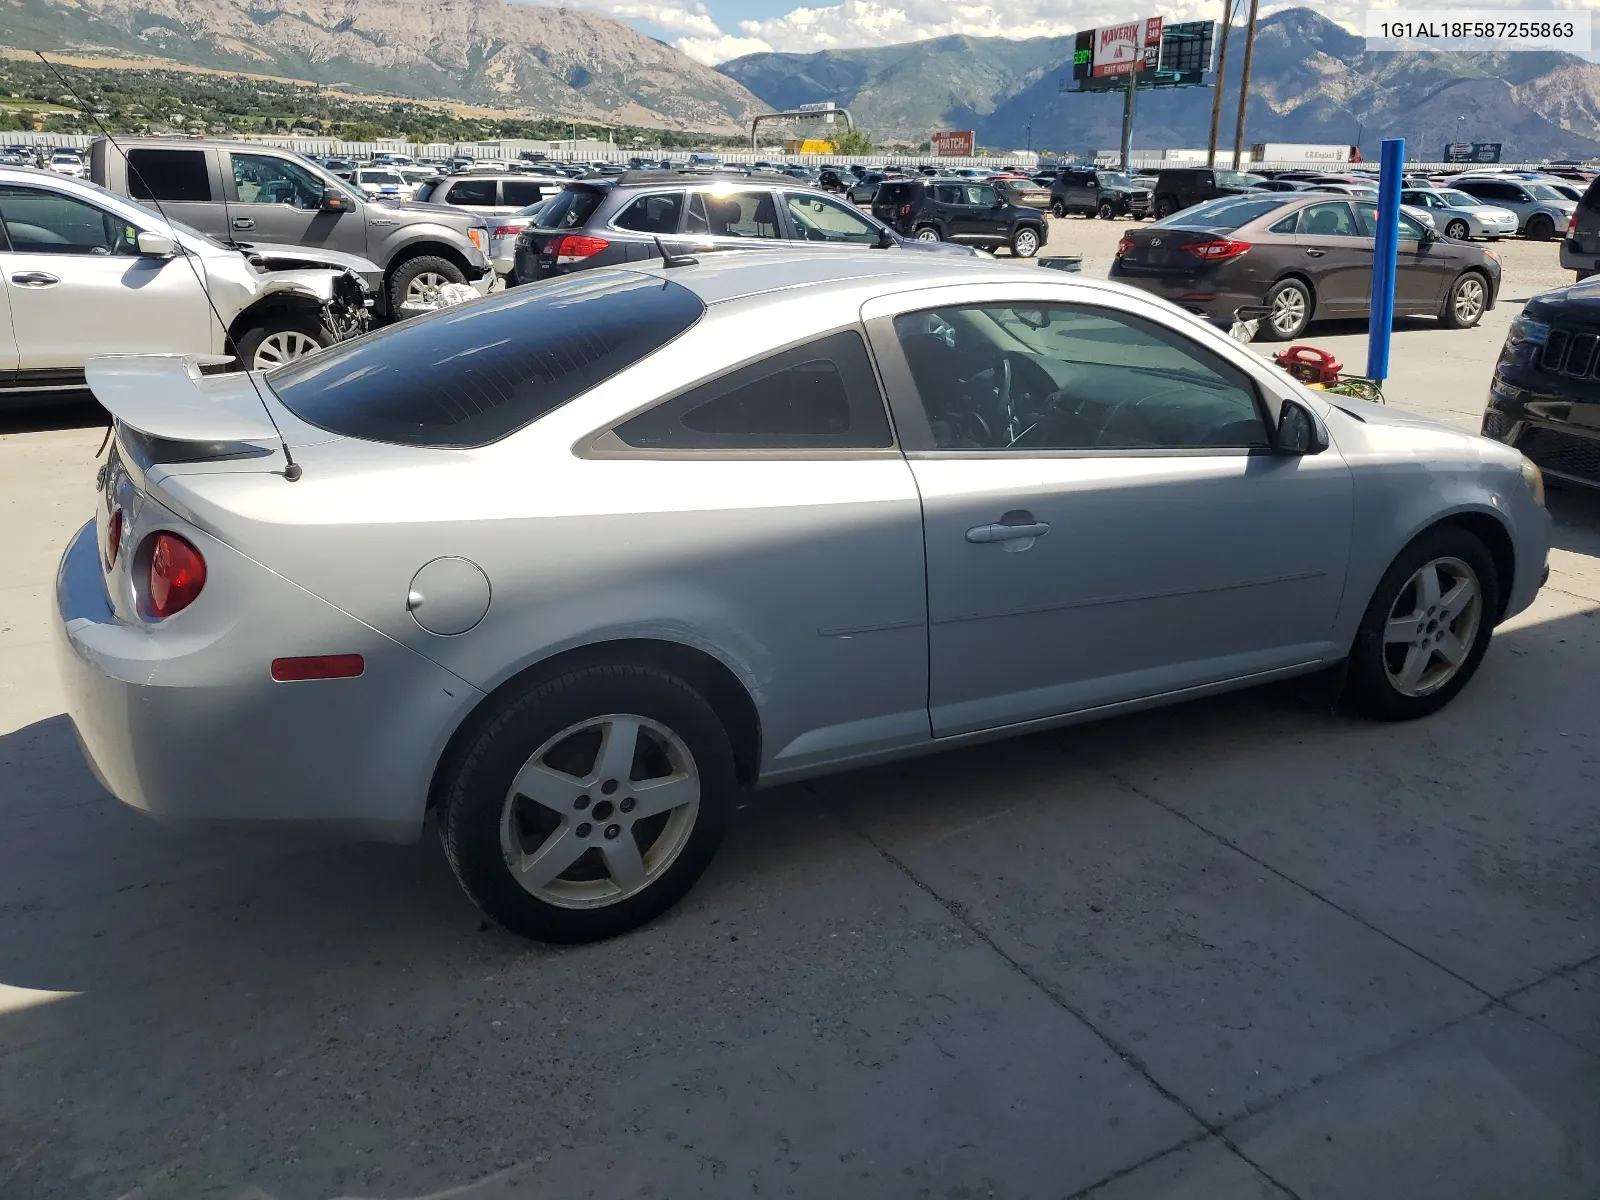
[0,0,765,131]
[719,8,1600,160]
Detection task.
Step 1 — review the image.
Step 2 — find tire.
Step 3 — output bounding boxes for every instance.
[1341,526,1500,721]
[1444,219,1470,240]
[914,225,941,243]
[233,314,334,371]
[387,254,467,314]
[1525,215,1555,242]
[1154,197,1178,218]
[1441,271,1488,329]
[1011,226,1040,258]
[1051,200,1067,218]
[439,663,737,943]
[1097,200,1116,220]
[1260,277,1312,341]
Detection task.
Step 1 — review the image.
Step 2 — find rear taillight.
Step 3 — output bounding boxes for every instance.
[1116,235,1133,257]
[1568,209,1578,236]
[550,234,610,264]
[144,532,206,619]
[1181,238,1251,261]
[899,205,911,215]
[492,224,522,237]
[104,508,123,570]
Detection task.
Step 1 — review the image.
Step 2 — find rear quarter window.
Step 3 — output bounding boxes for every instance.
[266,273,705,448]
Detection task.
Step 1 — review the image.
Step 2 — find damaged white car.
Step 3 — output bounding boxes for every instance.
[0,168,378,399]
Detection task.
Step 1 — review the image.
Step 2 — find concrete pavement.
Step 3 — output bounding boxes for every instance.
[1,229,1597,1200]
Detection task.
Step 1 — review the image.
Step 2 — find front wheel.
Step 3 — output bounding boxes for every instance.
[388,254,467,315]
[439,664,736,943]
[234,315,334,371]
[1444,219,1470,240]
[1261,278,1312,341]
[1342,527,1499,720]
[1097,200,1116,220]
[1442,271,1488,329]
[1525,215,1555,242]
[1011,226,1040,258]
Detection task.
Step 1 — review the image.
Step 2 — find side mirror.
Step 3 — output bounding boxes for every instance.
[1277,398,1329,455]
[321,187,351,212]
[136,231,175,257]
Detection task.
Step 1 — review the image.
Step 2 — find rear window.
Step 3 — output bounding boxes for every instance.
[536,187,604,229]
[1153,195,1290,231]
[266,273,705,448]
[877,181,914,203]
[414,180,440,203]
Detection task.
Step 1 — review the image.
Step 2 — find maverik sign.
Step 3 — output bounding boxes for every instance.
[1091,17,1163,77]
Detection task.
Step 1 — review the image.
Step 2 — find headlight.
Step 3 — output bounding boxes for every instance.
[1520,456,1546,507]
[1510,316,1550,346]
[467,227,489,255]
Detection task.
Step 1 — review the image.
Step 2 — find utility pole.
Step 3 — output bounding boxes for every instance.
[1206,0,1232,167]
[1026,112,1034,152]
[1120,69,1137,172]
[1230,0,1259,171]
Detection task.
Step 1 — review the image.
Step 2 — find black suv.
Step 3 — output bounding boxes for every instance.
[1483,279,1600,487]
[870,177,1049,257]
[1150,167,1267,217]
[1560,175,1600,280]
[512,170,977,281]
[1050,166,1152,220]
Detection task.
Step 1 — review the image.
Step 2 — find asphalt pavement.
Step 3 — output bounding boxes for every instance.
[1,224,1596,1200]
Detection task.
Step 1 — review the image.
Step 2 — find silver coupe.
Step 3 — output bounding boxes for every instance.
[55,251,1551,942]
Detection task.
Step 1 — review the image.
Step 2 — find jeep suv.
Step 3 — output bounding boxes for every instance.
[1050,166,1151,220]
[89,137,494,317]
[870,177,1048,257]
[1561,176,1600,279]
[1150,167,1267,218]
[511,170,977,282]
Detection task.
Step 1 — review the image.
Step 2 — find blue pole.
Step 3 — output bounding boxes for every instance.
[1367,137,1404,381]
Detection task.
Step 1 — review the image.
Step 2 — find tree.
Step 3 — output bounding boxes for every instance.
[833,125,873,154]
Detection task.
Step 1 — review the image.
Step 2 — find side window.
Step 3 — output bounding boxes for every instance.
[1267,210,1299,234]
[502,179,557,208]
[783,191,879,244]
[1353,203,1426,241]
[231,154,327,210]
[1299,201,1357,237]
[613,329,892,451]
[0,185,138,255]
[1396,211,1426,241]
[1583,182,1600,213]
[127,149,210,202]
[613,193,683,234]
[693,190,780,239]
[965,185,1000,207]
[443,178,496,207]
[934,183,963,204]
[891,303,1267,452]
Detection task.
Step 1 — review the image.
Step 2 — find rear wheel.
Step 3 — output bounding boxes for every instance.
[1154,197,1178,218]
[1097,200,1116,220]
[1011,226,1040,258]
[914,225,941,242]
[1261,277,1312,341]
[1525,215,1555,242]
[1444,218,1470,240]
[1051,200,1067,218]
[1342,526,1499,721]
[439,664,736,943]
[234,315,334,371]
[1441,271,1488,329]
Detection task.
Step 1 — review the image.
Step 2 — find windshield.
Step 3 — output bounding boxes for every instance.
[1153,194,1291,230]
[1214,171,1266,188]
[1098,172,1132,188]
[1438,189,1479,207]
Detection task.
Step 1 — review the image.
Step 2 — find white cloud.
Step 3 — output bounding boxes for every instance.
[677,33,776,63]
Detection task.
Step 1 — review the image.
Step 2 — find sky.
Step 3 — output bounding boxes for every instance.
[536,0,1596,65]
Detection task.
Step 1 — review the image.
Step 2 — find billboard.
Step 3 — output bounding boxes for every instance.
[1076,17,1167,83]
[931,130,975,156]
[797,100,836,125]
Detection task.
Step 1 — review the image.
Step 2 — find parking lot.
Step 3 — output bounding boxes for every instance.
[2,220,1597,1200]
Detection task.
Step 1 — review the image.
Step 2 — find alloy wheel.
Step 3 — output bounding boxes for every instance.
[916,227,940,242]
[1382,556,1482,697]
[405,270,451,306]
[1014,229,1039,256]
[499,714,701,909]
[1271,287,1307,336]
[251,329,323,369]
[1453,276,1486,324]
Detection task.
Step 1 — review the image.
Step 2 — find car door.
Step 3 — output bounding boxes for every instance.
[1353,201,1450,314]
[864,286,1353,736]
[683,188,782,252]
[123,146,228,239]
[223,150,366,257]
[1293,200,1370,314]
[0,183,211,373]
[781,191,882,246]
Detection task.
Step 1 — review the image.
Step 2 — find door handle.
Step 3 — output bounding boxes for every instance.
[9,270,58,287]
[1303,248,1325,257]
[232,217,255,230]
[966,520,1050,544]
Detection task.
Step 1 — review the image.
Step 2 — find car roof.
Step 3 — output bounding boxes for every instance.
[604,169,821,189]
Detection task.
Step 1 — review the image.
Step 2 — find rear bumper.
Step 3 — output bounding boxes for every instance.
[1106,265,1255,322]
[53,518,482,844]
[1560,238,1598,272]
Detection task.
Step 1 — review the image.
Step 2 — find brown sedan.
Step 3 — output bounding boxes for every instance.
[1109,192,1502,340]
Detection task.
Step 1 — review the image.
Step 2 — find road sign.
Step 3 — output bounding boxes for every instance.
[797,101,837,124]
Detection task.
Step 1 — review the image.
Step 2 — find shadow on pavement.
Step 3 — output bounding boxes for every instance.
[0,394,106,435]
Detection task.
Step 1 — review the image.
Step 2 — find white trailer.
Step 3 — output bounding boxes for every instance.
[1250,143,1352,165]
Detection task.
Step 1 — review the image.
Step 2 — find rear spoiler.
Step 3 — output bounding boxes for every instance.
[85,354,282,444]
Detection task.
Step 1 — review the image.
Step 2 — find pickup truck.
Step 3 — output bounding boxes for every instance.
[89,138,494,317]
